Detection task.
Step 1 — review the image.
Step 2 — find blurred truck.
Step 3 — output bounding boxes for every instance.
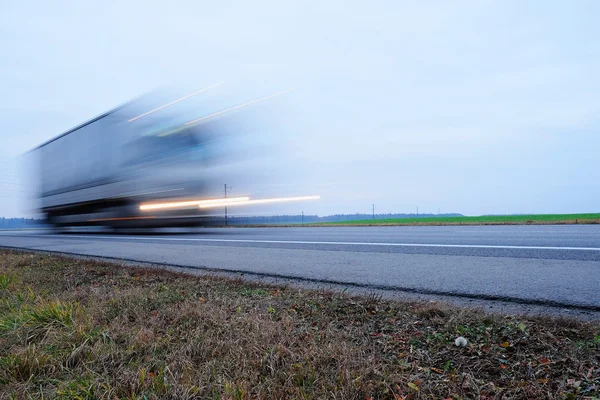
[28,90,233,228]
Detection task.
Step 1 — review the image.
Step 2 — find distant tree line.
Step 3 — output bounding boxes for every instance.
[0,218,44,229]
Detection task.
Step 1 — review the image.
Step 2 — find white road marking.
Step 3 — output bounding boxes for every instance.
[25,234,600,251]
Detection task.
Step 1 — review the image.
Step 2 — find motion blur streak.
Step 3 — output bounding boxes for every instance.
[27,86,317,229]
[127,81,224,122]
[87,216,157,222]
[184,88,295,126]
[198,195,321,209]
[140,197,250,211]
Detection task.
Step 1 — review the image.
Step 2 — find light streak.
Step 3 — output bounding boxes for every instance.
[139,196,250,211]
[128,81,225,122]
[198,195,320,209]
[185,88,294,126]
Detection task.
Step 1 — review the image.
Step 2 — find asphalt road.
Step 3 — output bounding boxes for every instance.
[1,225,599,314]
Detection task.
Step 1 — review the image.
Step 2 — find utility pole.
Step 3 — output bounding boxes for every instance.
[417,206,419,216]
[224,184,232,226]
[372,204,375,220]
[301,211,304,225]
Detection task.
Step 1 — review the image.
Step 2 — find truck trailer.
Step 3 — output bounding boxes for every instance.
[29,91,227,228]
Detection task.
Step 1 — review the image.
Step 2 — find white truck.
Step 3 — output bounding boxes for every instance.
[29,91,224,228]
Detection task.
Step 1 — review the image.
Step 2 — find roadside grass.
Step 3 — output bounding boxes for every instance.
[318,213,600,226]
[0,250,598,399]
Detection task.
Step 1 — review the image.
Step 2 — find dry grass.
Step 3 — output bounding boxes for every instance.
[0,250,598,399]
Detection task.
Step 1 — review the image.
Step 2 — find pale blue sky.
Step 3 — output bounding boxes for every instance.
[1,0,599,217]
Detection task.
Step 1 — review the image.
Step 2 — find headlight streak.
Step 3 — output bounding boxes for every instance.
[198,195,320,209]
[140,196,250,211]
[139,195,320,212]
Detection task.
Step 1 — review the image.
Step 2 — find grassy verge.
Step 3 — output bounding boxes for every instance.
[1,250,598,399]
[317,213,600,226]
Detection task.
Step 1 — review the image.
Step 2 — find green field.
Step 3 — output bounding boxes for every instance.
[319,213,600,226]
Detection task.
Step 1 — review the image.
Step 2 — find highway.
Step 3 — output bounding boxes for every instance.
[1,225,599,316]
